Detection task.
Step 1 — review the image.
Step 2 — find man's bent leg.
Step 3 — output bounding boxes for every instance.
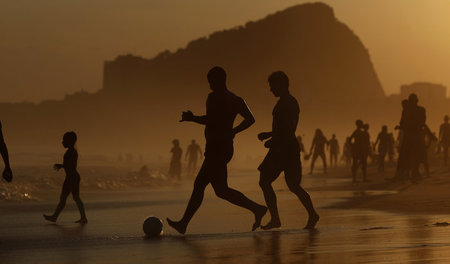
[285,168,319,229]
[167,161,210,234]
[211,161,266,231]
[259,170,282,229]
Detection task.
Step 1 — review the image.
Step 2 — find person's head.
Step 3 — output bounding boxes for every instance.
[172,139,180,147]
[268,71,289,97]
[191,139,196,144]
[445,115,449,123]
[401,99,409,109]
[355,119,363,129]
[207,66,226,91]
[332,134,336,139]
[62,131,77,148]
[408,93,418,106]
[363,124,369,131]
[382,125,387,133]
[315,129,323,138]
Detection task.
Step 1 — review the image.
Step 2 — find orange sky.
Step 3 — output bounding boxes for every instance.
[1,0,450,102]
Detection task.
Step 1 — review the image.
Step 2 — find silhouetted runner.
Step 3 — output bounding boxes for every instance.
[309,129,328,174]
[185,139,202,175]
[328,134,339,168]
[439,115,450,166]
[350,120,370,182]
[43,132,87,224]
[257,71,319,230]
[169,139,182,180]
[374,125,390,172]
[0,121,12,182]
[167,67,267,234]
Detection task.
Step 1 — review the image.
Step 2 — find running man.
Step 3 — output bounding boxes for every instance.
[439,115,450,166]
[185,139,202,175]
[167,67,267,234]
[328,134,339,168]
[0,121,12,182]
[258,71,319,230]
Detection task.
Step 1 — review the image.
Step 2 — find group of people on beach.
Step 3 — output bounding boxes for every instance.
[1,66,450,235]
[168,139,203,180]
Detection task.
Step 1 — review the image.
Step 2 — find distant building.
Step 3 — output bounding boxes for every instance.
[400,82,447,104]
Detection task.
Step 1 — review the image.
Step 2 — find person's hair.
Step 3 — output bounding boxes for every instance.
[172,139,180,146]
[382,125,387,131]
[207,66,226,84]
[315,129,324,138]
[63,131,77,146]
[445,115,449,121]
[408,93,418,104]
[268,71,289,91]
[355,119,363,128]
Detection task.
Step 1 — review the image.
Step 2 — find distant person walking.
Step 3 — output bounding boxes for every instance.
[43,132,87,224]
[374,125,390,172]
[169,139,182,180]
[328,134,339,168]
[350,120,370,182]
[185,139,202,175]
[257,71,319,230]
[439,115,450,166]
[0,121,12,182]
[308,129,328,174]
[167,67,267,234]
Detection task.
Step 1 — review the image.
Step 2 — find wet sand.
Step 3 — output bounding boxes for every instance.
[2,166,450,263]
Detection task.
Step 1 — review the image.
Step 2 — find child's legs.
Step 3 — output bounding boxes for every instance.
[53,180,71,218]
[71,178,86,219]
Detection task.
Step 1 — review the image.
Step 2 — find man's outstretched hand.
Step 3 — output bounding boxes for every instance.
[180,111,194,122]
[258,132,272,141]
[2,167,13,183]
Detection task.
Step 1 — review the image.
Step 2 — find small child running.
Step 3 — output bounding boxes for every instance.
[43,131,87,224]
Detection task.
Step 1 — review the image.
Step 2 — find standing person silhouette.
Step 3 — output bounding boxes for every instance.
[43,132,87,224]
[374,125,390,172]
[400,94,426,182]
[258,71,319,230]
[169,139,182,180]
[0,121,13,182]
[350,120,370,182]
[439,115,450,166]
[167,67,267,234]
[328,134,339,168]
[185,139,203,175]
[308,129,328,174]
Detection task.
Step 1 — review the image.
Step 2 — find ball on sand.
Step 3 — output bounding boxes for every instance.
[143,217,163,237]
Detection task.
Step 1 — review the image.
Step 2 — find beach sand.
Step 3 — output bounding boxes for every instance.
[2,165,450,263]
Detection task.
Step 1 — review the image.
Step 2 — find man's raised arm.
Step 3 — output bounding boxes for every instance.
[232,99,255,136]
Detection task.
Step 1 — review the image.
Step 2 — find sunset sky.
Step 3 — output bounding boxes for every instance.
[1,0,450,102]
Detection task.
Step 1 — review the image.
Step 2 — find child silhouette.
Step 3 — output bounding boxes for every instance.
[43,132,87,224]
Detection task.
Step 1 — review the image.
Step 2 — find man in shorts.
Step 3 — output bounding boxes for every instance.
[258,71,319,230]
[167,67,267,234]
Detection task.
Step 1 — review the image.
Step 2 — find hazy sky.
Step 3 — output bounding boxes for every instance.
[1,0,450,102]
